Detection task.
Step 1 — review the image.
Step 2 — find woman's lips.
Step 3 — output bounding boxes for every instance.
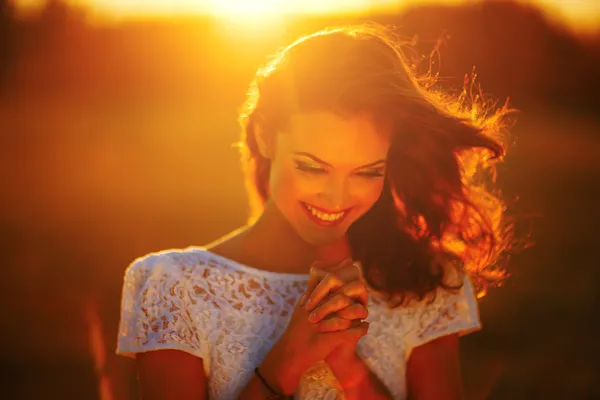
[300,201,352,227]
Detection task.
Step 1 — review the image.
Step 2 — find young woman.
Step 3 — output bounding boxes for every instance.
[117,23,514,399]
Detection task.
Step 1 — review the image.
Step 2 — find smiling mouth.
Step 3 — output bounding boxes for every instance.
[301,202,351,226]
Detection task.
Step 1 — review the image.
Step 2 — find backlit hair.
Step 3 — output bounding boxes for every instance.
[238,23,520,301]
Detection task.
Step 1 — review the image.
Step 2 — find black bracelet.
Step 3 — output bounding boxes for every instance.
[254,367,293,400]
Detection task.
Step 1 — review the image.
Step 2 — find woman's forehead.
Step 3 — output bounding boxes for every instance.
[279,111,390,162]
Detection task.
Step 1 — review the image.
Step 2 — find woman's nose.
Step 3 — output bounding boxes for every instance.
[317,177,349,211]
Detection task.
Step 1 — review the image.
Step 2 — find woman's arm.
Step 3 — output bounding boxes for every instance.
[136,348,302,400]
[328,353,392,400]
[406,334,463,400]
[238,345,303,399]
[136,350,208,400]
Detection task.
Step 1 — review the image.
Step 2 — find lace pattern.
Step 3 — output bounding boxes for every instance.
[117,247,481,399]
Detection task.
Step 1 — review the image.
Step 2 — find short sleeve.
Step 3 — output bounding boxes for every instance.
[405,275,481,358]
[116,254,209,365]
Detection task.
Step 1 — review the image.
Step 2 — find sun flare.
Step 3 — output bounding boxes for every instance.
[11,0,600,33]
[18,0,385,19]
[207,0,286,16]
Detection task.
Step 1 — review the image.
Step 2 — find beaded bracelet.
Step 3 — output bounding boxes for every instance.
[254,367,293,400]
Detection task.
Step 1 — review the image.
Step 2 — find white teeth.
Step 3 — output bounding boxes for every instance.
[305,204,345,222]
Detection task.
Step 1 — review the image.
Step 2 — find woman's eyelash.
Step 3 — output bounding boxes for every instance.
[357,169,384,177]
[295,162,327,174]
[295,161,384,177]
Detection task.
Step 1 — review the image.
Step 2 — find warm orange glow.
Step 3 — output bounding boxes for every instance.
[531,0,600,33]
[56,0,386,17]
[12,0,600,32]
[207,0,286,16]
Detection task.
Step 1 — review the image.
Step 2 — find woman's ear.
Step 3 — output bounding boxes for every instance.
[254,122,274,159]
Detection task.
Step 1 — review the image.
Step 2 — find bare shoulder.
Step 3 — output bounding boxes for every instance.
[205,226,249,256]
[204,226,269,270]
[136,350,208,400]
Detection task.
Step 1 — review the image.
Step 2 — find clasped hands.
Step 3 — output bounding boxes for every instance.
[299,258,370,387]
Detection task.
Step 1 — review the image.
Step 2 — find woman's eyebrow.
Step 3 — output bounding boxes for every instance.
[293,152,385,169]
[293,152,332,167]
[357,159,386,169]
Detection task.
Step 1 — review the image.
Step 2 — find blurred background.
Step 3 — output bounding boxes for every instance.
[1,0,599,399]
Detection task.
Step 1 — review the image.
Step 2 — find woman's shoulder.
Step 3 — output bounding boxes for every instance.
[117,247,213,360]
[121,245,306,323]
[124,245,247,281]
[122,246,247,295]
[124,246,202,282]
[123,245,307,297]
[120,246,247,317]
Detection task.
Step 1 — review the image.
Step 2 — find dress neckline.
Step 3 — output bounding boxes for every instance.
[189,246,311,281]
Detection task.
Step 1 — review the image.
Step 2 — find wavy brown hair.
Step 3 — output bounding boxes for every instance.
[238,23,518,301]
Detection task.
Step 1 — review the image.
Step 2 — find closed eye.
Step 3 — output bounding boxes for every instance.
[356,169,384,178]
[295,161,327,174]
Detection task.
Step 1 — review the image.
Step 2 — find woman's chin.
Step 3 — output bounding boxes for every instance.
[294,224,348,247]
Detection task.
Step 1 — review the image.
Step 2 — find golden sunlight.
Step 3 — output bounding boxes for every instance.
[29,0,389,18]
[12,0,600,33]
[207,0,286,16]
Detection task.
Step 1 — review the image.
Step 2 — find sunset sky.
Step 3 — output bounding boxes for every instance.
[14,0,600,32]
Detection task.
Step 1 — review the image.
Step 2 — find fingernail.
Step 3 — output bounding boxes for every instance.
[299,294,306,306]
[305,298,312,307]
[309,312,317,322]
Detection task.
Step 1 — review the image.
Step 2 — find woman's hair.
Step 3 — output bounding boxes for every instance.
[238,23,519,302]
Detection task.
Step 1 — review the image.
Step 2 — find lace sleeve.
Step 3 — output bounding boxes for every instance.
[116,254,208,364]
[405,275,481,359]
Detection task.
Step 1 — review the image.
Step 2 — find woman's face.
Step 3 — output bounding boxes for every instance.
[267,111,390,246]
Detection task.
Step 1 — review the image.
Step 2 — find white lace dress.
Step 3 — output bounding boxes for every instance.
[117,246,481,400]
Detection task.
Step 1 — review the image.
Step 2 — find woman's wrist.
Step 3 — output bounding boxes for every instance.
[331,355,393,400]
[259,346,303,395]
[327,352,368,390]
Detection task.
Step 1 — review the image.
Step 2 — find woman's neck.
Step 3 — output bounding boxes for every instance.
[237,200,352,273]
[315,238,352,266]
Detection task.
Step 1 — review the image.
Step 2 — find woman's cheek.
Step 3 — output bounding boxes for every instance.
[270,165,308,202]
[350,179,386,207]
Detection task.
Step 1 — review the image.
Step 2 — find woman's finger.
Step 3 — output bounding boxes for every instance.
[335,261,362,284]
[316,321,370,348]
[309,293,368,323]
[307,279,369,322]
[315,316,353,333]
[328,257,354,274]
[300,266,327,306]
[332,279,369,307]
[301,258,358,308]
[336,303,368,321]
[305,273,345,312]
[308,294,354,323]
